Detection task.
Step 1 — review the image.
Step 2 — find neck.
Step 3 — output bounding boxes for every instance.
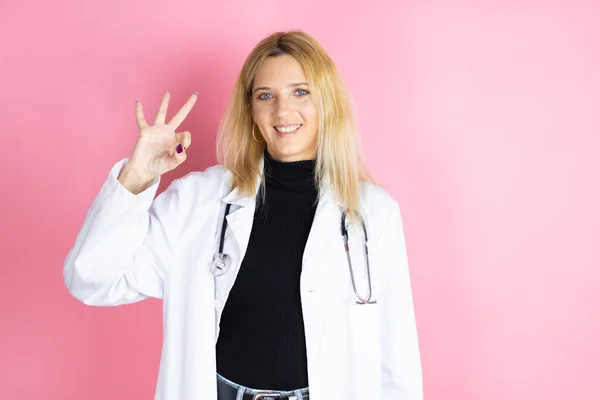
[263,149,317,193]
[265,148,316,163]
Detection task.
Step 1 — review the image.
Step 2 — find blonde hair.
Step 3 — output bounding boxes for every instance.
[216,30,374,222]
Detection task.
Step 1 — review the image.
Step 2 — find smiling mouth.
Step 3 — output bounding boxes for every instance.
[274,124,302,133]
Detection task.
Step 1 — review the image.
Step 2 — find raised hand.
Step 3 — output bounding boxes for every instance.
[128,90,198,180]
[116,91,197,194]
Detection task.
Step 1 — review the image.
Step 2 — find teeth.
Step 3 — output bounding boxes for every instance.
[275,124,301,133]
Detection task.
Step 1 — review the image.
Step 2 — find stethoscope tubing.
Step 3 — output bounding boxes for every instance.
[212,203,376,305]
[341,211,375,304]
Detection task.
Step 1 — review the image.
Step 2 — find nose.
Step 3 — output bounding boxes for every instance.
[273,96,294,118]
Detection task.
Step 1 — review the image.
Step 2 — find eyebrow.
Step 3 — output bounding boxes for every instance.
[252,82,309,94]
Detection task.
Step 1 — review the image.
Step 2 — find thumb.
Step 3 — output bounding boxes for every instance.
[175,131,192,149]
[166,141,188,171]
[166,131,192,170]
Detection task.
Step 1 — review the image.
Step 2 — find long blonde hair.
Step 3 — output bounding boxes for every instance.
[216,30,373,221]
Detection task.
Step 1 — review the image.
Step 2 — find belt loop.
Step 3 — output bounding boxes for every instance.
[294,389,304,399]
[235,385,246,400]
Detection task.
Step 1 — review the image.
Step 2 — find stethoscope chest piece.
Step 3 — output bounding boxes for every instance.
[211,202,233,277]
[211,253,230,276]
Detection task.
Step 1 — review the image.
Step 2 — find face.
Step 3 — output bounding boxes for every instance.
[251,54,319,162]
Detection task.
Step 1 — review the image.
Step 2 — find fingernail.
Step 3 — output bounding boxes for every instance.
[193,91,198,96]
[135,99,139,102]
[176,144,183,154]
[165,89,169,93]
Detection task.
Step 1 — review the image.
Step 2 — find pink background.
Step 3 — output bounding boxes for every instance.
[1,1,599,399]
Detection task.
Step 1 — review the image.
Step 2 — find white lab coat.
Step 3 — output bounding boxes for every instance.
[63,156,423,400]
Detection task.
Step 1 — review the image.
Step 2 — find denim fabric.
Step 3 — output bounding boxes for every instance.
[217,373,309,400]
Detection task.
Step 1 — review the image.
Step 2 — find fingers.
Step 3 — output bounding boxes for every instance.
[166,139,189,170]
[136,91,196,130]
[175,131,192,150]
[170,146,187,168]
[167,92,198,129]
[135,100,149,129]
[163,131,192,172]
[154,90,171,125]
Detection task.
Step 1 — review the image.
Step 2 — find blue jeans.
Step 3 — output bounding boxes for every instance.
[216,373,310,400]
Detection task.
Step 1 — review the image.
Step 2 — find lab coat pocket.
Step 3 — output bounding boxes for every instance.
[346,301,382,399]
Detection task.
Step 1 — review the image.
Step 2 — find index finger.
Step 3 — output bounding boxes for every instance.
[135,100,149,129]
[167,92,198,129]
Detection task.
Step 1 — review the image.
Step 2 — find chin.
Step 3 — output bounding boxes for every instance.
[267,144,315,162]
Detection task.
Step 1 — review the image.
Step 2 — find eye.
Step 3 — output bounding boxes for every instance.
[295,88,309,96]
[257,92,272,100]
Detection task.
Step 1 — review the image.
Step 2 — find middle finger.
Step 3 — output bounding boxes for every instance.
[153,90,170,125]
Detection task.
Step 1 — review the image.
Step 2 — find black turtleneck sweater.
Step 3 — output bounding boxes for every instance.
[215,150,318,390]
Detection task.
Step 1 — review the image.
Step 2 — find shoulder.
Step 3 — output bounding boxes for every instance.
[359,180,403,243]
[177,164,232,201]
[360,180,400,217]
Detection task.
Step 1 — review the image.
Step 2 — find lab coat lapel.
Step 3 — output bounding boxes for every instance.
[302,182,343,291]
[221,189,256,259]
[219,160,263,259]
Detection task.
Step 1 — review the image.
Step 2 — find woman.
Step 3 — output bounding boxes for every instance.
[64,30,423,400]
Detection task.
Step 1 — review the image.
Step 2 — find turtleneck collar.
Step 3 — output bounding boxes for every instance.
[262,149,317,193]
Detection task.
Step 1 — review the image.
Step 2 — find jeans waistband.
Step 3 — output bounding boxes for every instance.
[216,373,309,400]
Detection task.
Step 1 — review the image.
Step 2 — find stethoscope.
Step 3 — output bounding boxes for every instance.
[211,203,376,305]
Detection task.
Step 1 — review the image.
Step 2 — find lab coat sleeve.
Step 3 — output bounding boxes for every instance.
[63,158,182,306]
[377,201,424,399]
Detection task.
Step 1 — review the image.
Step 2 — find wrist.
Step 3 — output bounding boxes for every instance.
[117,163,155,195]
